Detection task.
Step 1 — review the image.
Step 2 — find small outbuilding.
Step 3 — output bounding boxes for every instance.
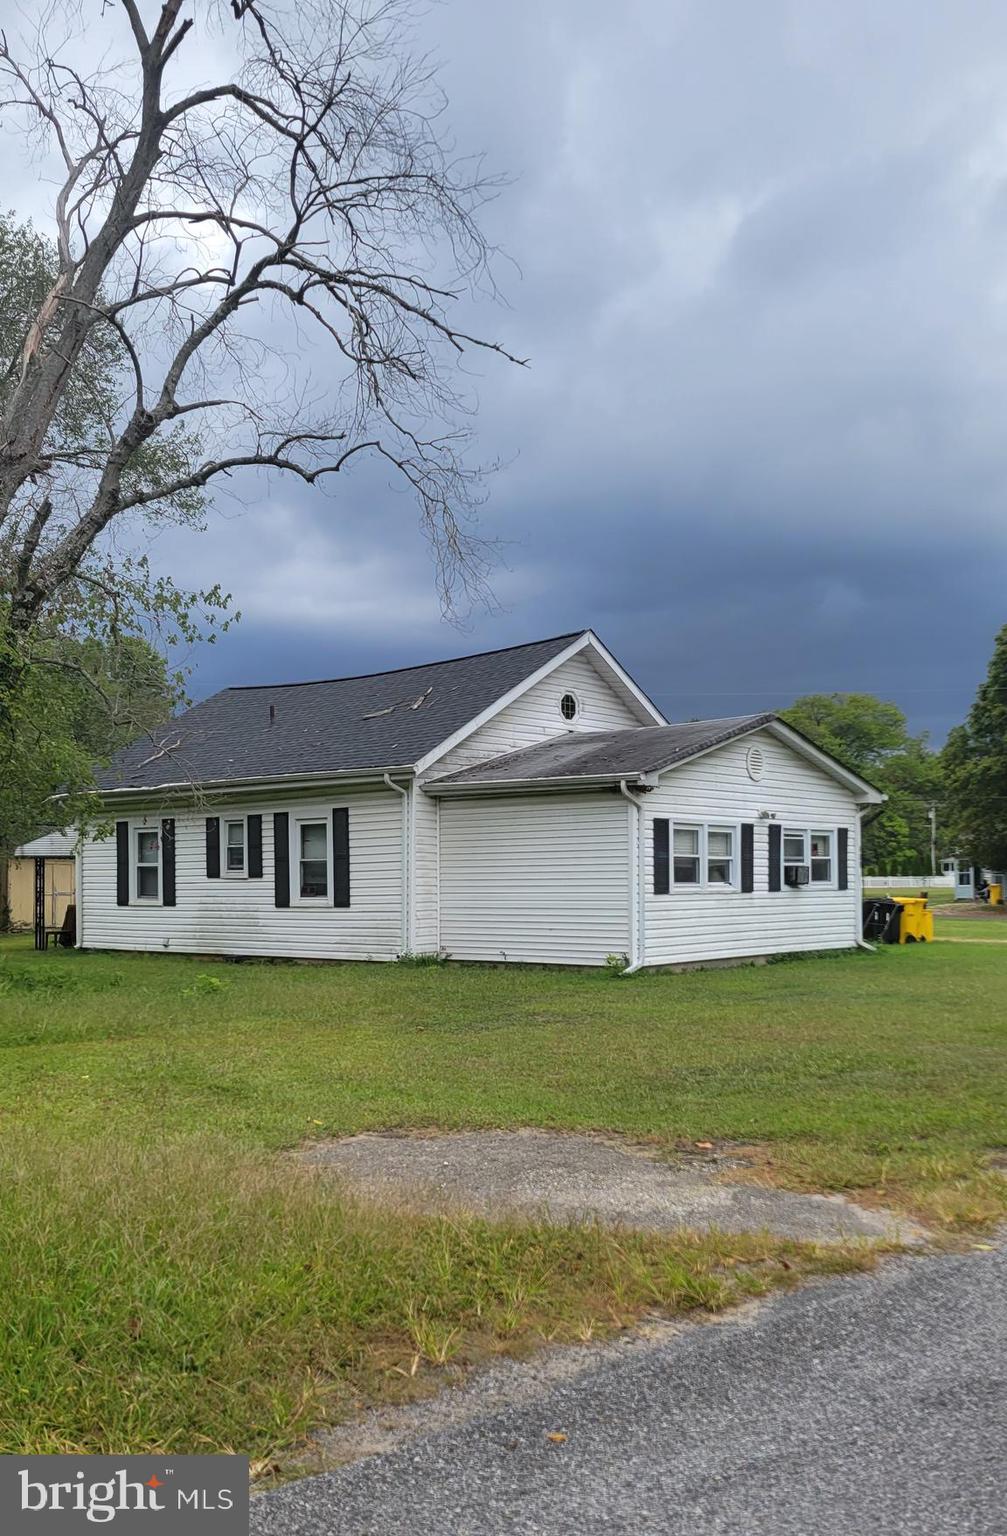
[75,630,884,968]
[6,830,77,936]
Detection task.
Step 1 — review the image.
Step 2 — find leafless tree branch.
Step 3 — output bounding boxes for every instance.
[0,0,521,633]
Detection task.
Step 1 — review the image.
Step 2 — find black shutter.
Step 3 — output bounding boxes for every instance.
[332,807,350,908]
[161,818,176,907]
[116,821,130,906]
[768,823,782,891]
[837,827,849,891]
[273,812,290,907]
[653,818,670,894]
[205,817,220,878]
[741,823,755,893]
[247,814,263,879]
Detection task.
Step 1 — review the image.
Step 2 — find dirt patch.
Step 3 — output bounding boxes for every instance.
[301,1129,926,1246]
[931,903,1007,920]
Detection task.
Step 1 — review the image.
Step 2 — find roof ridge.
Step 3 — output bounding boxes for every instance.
[222,630,587,692]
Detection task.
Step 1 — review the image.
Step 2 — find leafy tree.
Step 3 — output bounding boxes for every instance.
[781,692,943,872]
[0,625,173,927]
[942,624,1007,871]
[780,693,908,772]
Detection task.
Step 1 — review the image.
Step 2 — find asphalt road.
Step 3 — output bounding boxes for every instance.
[252,1242,1007,1536]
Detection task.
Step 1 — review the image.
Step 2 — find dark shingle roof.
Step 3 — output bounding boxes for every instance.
[427,715,776,788]
[96,632,584,791]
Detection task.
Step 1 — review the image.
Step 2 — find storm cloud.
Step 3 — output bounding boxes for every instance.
[14,0,1007,736]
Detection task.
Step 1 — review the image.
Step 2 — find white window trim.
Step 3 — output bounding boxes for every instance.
[291,813,332,906]
[132,819,162,905]
[558,689,581,723]
[667,820,741,892]
[222,815,247,878]
[782,826,837,889]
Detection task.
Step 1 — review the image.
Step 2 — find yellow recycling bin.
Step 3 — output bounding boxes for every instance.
[989,882,1003,907]
[891,895,934,943]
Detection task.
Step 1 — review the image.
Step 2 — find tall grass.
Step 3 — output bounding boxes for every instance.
[0,1132,871,1460]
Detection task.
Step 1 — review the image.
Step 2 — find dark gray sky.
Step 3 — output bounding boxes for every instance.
[23,0,1007,737]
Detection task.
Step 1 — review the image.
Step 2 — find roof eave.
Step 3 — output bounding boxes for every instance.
[85,764,416,803]
[425,772,642,796]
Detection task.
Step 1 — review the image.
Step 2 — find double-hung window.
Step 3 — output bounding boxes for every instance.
[298,819,329,900]
[224,818,246,874]
[706,827,735,886]
[135,827,160,901]
[673,825,701,884]
[670,823,737,888]
[783,828,833,885]
[810,831,832,883]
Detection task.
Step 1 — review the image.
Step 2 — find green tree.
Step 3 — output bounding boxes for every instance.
[0,626,173,927]
[942,624,1007,872]
[781,692,942,873]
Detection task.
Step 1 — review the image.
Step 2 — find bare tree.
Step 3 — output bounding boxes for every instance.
[0,0,520,644]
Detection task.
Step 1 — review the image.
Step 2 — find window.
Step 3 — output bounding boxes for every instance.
[673,825,701,884]
[224,818,245,874]
[707,827,735,885]
[559,692,579,721]
[298,820,328,899]
[135,827,160,901]
[664,823,736,888]
[783,828,833,885]
[810,831,832,884]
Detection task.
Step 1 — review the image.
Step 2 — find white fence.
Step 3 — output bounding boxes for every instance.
[862,874,954,890]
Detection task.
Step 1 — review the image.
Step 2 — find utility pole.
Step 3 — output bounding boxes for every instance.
[928,804,937,876]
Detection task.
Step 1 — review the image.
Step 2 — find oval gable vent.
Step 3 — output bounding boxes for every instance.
[746,745,765,782]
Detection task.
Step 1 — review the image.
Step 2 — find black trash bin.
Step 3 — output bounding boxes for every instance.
[862,897,901,944]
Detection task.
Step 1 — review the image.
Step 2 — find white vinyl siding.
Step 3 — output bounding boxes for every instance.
[438,793,631,965]
[411,786,440,952]
[644,729,860,966]
[413,651,648,954]
[429,653,646,779]
[80,787,402,960]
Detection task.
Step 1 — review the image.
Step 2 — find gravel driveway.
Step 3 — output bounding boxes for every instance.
[252,1240,1007,1535]
[303,1129,924,1244]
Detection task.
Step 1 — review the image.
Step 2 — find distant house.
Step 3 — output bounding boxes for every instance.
[76,630,884,968]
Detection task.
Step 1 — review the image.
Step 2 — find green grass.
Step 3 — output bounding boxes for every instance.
[1,935,1004,1462]
[933,917,1007,942]
[0,1130,861,1462]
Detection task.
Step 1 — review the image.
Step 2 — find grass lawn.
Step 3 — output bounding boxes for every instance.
[934,918,1007,942]
[1,935,1004,1463]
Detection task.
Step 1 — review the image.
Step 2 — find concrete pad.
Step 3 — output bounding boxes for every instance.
[302,1129,925,1245]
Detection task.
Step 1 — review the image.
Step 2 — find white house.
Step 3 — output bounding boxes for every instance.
[77,630,884,968]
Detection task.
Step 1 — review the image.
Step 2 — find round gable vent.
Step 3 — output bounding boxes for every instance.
[746,744,765,782]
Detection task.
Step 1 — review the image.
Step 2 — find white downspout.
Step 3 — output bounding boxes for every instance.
[383,775,410,955]
[855,804,875,952]
[617,780,647,974]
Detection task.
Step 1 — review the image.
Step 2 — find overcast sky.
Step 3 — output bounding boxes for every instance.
[14,0,1007,738]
